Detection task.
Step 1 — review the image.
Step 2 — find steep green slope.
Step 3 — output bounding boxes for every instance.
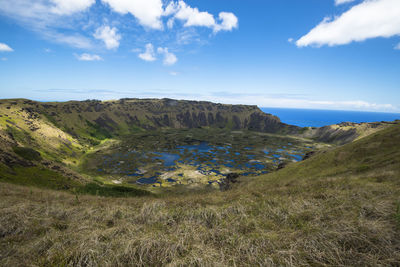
[302,121,398,145]
[0,123,399,266]
[0,98,299,143]
[257,122,400,183]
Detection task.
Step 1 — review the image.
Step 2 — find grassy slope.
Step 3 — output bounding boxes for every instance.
[0,100,156,196]
[1,124,399,266]
[302,121,397,145]
[0,98,294,139]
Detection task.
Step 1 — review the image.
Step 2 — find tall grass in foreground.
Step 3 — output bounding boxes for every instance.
[1,166,399,266]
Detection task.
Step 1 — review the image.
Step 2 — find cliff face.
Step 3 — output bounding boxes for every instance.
[0,98,298,140]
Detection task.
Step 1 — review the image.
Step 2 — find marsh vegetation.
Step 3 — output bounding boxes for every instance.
[83,128,324,188]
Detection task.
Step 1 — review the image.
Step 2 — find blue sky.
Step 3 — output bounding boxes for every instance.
[0,0,399,112]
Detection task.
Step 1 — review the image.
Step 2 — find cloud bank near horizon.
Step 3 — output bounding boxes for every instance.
[25,89,399,113]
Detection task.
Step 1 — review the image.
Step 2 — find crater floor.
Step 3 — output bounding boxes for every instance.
[83,128,325,188]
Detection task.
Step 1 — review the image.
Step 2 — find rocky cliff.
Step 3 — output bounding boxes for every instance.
[0,98,299,141]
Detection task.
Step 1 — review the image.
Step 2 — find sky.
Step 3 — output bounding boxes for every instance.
[0,0,399,112]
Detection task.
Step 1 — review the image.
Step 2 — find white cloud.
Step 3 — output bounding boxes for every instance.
[157,47,178,65]
[169,71,179,76]
[335,0,356,5]
[0,43,13,52]
[1,57,7,61]
[297,0,400,47]
[176,29,199,45]
[137,44,177,65]
[214,12,239,33]
[138,43,157,61]
[0,0,94,49]
[395,43,400,50]
[75,53,103,61]
[0,0,238,53]
[101,0,164,29]
[199,94,398,113]
[93,26,121,50]
[166,1,238,33]
[50,0,95,15]
[0,0,94,20]
[173,1,215,28]
[288,38,294,43]
[163,1,179,16]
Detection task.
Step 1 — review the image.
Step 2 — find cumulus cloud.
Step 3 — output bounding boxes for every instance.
[335,0,356,5]
[214,12,239,33]
[173,1,215,28]
[75,53,103,61]
[93,26,121,50]
[0,0,238,52]
[165,1,238,33]
[136,44,177,65]
[0,43,13,52]
[157,47,178,65]
[101,0,164,29]
[138,43,157,61]
[297,0,400,47]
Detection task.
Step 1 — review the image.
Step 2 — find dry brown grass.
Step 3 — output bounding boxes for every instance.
[1,164,399,267]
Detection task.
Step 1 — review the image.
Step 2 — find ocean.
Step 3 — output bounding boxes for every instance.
[260,107,400,128]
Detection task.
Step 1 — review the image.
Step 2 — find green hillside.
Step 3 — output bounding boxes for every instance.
[0,118,399,265]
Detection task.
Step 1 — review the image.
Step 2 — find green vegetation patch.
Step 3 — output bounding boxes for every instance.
[86,120,112,140]
[6,125,32,144]
[12,146,42,161]
[0,164,77,190]
[396,202,400,228]
[0,163,151,197]
[78,182,150,197]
